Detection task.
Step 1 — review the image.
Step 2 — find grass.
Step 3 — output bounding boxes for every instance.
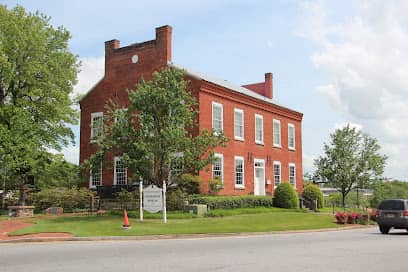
[11,207,341,237]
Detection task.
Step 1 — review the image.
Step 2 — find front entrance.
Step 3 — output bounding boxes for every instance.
[254,159,265,196]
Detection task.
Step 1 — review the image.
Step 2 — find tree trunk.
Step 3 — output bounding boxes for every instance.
[342,192,346,211]
[18,176,26,206]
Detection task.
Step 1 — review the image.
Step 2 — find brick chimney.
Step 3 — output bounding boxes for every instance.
[155,25,172,64]
[264,72,273,99]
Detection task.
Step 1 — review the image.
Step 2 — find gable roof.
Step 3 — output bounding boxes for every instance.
[169,63,298,113]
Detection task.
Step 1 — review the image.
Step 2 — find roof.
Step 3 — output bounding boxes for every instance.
[168,63,298,113]
[80,62,302,116]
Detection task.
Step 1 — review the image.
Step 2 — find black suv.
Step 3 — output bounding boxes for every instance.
[377,199,408,234]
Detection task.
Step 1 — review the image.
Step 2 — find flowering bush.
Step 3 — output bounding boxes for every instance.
[335,212,367,224]
[335,212,348,224]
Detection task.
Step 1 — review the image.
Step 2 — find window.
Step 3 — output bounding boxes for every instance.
[273,161,281,187]
[91,112,103,142]
[170,152,184,178]
[212,102,223,132]
[273,119,281,147]
[234,109,244,140]
[255,114,264,144]
[90,161,102,188]
[289,163,296,188]
[212,153,223,183]
[234,156,244,188]
[114,157,127,185]
[288,123,295,150]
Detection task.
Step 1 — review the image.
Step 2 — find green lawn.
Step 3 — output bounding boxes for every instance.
[11,208,341,237]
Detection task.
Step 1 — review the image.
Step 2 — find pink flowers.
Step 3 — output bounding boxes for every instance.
[335,211,367,224]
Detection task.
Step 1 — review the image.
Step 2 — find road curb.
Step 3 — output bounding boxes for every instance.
[0,225,376,244]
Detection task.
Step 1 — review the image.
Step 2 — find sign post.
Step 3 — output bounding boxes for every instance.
[163,180,167,224]
[139,177,143,222]
[140,181,167,224]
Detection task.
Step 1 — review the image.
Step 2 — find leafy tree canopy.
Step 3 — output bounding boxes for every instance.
[86,67,227,187]
[0,5,79,204]
[314,125,386,208]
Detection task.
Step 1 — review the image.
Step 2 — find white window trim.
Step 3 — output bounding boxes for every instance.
[234,108,245,141]
[255,114,264,145]
[273,161,281,188]
[253,158,266,196]
[288,123,296,150]
[212,153,224,184]
[234,156,245,189]
[89,162,102,189]
[273,119,281,147]
[212,102,223,133]
[114,156,127,185]
[289,163,296,188]
[90,112,103,143]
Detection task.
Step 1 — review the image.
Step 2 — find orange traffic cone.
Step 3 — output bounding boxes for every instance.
[122,208,131,229]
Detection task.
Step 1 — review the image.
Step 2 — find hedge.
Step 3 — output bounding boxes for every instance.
[188,195,273,209]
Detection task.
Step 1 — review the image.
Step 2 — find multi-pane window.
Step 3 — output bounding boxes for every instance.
[255,114,264,144]
[114,157,127,185]
[170,152,184,178]
[91,112,103,142]
[212,102,223,132]
[234,156,244,188]
[212,153,223,182]
[288,123,295,150]
[273,161,281,187]
[234,109,244,140]
[289,163,296,187]
[273,119,281,147]
[90,161,102,188]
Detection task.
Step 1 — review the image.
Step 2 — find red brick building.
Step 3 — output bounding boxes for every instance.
[79,25,303,196]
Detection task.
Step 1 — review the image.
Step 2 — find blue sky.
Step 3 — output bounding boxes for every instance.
[2,0,408,180]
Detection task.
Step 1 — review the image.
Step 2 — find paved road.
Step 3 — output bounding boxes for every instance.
[1,227,407,272]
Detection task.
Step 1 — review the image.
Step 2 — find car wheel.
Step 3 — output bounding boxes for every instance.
[379,226,390,234]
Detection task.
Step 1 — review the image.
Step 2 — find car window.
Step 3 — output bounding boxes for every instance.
[379,200,405,210]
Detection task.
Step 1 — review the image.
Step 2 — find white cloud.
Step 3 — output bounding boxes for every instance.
[61,145,79,165]
[299,0,408,180]
[303,153,317,176]
[334,122,362,131]
[74,57,105,97]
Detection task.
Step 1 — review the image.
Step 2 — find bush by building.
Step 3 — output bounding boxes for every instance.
[188,195,273,210]
[302,183,324,209]
[273,182,299,209]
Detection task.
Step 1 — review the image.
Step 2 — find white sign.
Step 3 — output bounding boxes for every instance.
[143,185,163,213]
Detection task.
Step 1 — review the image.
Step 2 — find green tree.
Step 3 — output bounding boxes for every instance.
[370,180,408,208]
[35,154,81,189]
[314,125,386,209]
[87,67,226,187]
[0,6,79,205]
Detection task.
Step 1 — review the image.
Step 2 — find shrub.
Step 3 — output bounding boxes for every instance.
[33,187,95,212]
[302,183,324,209]
[166,189,188,211]
[208,177,223,194]
[188,195,273,210]
[273,182,299,209]
[335,212,348,224]
[174,174,201,194]
[115,189,134,209]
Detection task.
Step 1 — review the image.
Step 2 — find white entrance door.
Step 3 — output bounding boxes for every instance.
[254,159,265,196]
